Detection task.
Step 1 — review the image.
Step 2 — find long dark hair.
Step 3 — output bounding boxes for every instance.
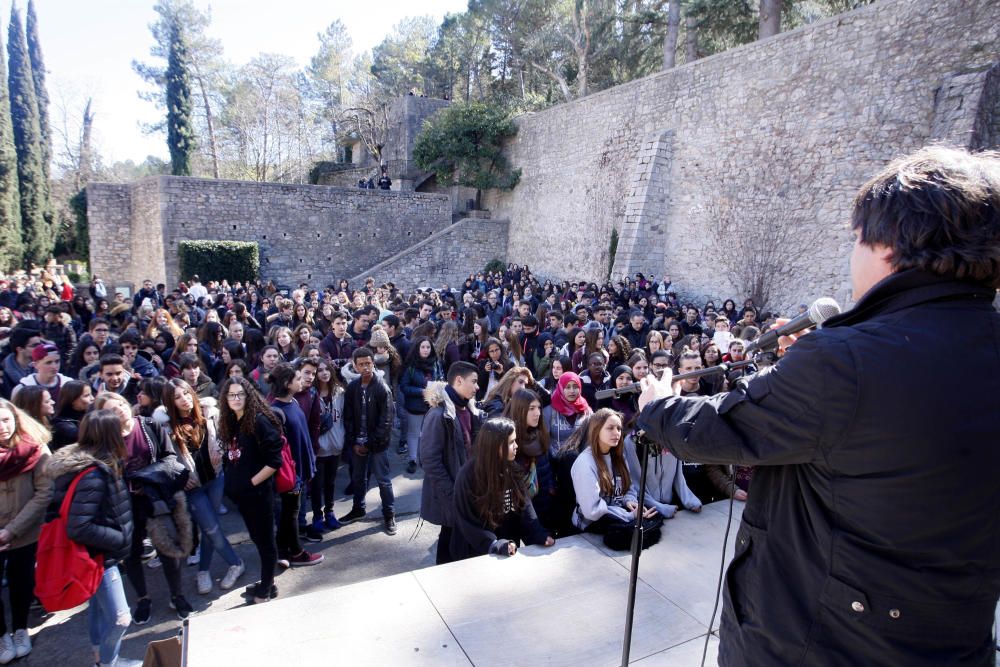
[267,362,298,398]
[586,408,630,498]
[502,389,549,456]
[404,335,437,371]
[471,418,527,530]
[68,335,101,376]
[11,386,52,428]
[163,378,205,454]
[54,380,90,417]
[77,409,128,477]
[217,377,279,442]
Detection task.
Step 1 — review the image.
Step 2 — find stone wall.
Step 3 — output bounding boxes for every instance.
[86,184,131,284]
[486,0,1000,310]
[317,96,451,191]
[349,218,509,292]
[88,177,452,289]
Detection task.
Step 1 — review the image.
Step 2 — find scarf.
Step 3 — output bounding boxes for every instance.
[0,437,42,482]
[550,372,590,417]
[520,432,544,458]
[444,383,468,410]
[446,384,473,457]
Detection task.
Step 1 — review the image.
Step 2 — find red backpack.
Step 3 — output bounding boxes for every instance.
[35,467,105,612]
[268,403,298,494]
[274,434,296,494]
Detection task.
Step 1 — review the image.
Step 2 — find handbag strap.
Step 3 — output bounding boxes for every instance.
[60,465,98,518]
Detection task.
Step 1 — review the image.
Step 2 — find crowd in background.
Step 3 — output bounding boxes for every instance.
[0,262,784,666]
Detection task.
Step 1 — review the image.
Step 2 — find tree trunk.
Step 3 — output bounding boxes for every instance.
[530,61,573,102]
[192,67,220,179]
[685,15,698,63]
[663,1,681,70]
[574,0,591,98]
[759,0,782,39]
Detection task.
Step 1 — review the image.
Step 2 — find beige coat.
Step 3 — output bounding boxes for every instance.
[0,442,52,549]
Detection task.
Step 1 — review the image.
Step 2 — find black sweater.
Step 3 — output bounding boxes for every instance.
[222,413,284,498]
[449,460,549,561]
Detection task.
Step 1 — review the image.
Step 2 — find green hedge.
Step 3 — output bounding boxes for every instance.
[178,240,259,284]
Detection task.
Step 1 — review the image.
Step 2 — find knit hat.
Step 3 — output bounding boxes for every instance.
[368,326,391,350]
[32,343,59,362]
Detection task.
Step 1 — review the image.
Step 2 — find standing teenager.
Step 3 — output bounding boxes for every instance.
[45,410,137,667]
[0,399,51,662]
[419,361,482,564]
[161,379,245,595]
[217,377,282,603]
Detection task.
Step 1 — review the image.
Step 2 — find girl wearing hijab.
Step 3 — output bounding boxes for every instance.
[600,365,638,428]
[542,371,592,453]
[532,333,556,381]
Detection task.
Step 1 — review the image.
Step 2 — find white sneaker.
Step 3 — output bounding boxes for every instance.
[146,556,162,569]
[196,571,213,595]
[187,553,200,566]
[11,630,29,658]
[220,561,245,590]
[0,634,14,664]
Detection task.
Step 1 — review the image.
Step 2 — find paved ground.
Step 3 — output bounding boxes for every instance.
[21,447,437,667]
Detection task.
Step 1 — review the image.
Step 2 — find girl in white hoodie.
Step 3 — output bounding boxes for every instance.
[570,408,643,532]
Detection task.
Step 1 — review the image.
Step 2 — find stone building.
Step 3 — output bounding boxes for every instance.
[88,0,1000,309]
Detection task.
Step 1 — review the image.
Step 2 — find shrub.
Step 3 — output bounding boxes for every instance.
[484,258,505,275]
[178,240,259,284]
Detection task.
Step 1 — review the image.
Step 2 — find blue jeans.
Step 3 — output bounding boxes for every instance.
[350,448,395,517]
[188,475,241,572]
[88,566,130,665]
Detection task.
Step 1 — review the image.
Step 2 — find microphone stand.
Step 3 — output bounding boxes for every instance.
[621,429,655,667]
[618,358,756,666]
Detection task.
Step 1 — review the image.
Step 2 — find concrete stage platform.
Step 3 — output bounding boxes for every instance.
[187,501,744,666]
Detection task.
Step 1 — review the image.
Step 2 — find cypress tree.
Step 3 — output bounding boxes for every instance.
[25,0,49,184]
[166,20,195,176]
[0,29,21,272]
[7,6,48,264]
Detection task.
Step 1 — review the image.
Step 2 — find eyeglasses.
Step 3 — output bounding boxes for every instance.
[652,363,671,369]
[226,392,247,400]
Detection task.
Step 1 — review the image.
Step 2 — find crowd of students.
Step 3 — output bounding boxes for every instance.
[0,264,778,666]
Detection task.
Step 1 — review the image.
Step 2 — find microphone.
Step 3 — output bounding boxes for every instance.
[594,360,756,400]
[743,297,841,355]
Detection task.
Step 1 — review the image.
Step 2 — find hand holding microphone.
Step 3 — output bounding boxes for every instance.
[637,369,674,412]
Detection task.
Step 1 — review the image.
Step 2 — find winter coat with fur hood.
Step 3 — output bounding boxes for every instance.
[45,445,133,566]
[418,381,482,527]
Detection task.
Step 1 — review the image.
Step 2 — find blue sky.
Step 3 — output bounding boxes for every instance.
[31,0,467,166]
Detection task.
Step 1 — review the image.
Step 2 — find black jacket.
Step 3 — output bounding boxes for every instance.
[223,413,284,499]
[419,382,483,527]
[450,460,549,560]
[344,375,393,453]
[129,459,190,516]
[637,270,1000,666]
[45,446,133,567]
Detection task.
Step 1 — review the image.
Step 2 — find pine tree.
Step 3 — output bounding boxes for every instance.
[25,0,49,184]
[166,19,195,176]
[0,28,22,272]
[7,6,48,265]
